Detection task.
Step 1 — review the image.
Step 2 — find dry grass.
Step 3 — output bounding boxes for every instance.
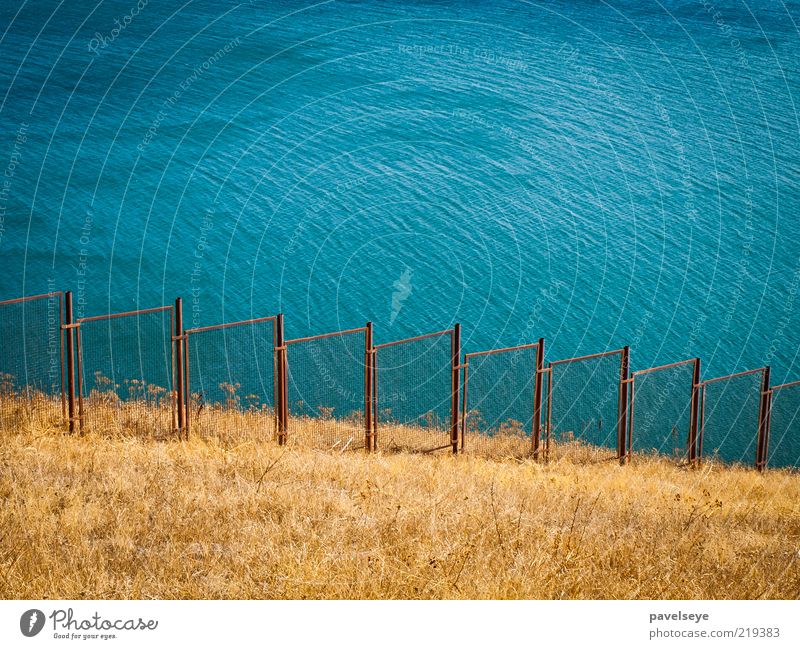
[1,396,799,599]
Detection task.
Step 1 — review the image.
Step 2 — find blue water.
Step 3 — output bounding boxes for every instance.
[1,0,799,388]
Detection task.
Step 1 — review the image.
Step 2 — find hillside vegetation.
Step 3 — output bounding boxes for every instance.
[1,399,798,599]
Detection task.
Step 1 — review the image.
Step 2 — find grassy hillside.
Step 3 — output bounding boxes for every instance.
[0,399,799,599]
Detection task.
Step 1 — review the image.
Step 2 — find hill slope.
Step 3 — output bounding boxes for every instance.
[1,416,798,599]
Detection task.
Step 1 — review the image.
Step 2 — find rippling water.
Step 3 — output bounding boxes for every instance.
[1,0,798,386]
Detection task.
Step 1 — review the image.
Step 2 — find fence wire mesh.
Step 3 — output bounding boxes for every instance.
[375,331,453,452]
[186,317,276,443]
[6,288,800,472]
[77,307,175,437]
[286,328,366,451]
[700,370,763,466]
[630,361,695,461]
[463,344,538,455]
[767,382,800,470]
[548,351,622,460]
[0,294,64,431]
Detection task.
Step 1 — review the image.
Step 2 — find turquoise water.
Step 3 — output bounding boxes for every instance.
[1,2,799,429]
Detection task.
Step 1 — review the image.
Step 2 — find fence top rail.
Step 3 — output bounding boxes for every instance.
[549,348,625,367]
[374,329,453,350]
[464,341,540,361]
[186,315,277,336]
[286,326,367,346]
[701,367,766,387]
[78,304,173,323]
[771,379,800,392]
[632,357,697,378]
[0,291,62,307]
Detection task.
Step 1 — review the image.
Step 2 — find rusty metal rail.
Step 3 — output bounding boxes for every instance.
[285,326,368,346]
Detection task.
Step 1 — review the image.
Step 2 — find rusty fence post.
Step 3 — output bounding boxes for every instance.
[183,332,191,439]
[364,321,373,452]
[627,375,635,461]
[460,358,469,452]
[174,297,185,439]
[618,345,630,465]
[75,320,84,435]
[451,323,461,454]
[544,366,553,462]
[756,366,771,472]
[371,341,379,453]
[688,358,701,465]
[698,384,706,462]
[275,313,288,446]
[64,291,77,434]
[283,321,290,444]
[372,343,378,452]
[764,382,774,471]
[532,337,545,461]
[58,292,66,426]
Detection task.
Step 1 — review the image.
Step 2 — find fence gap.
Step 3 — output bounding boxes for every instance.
[374,328,456,453]
[285,326,368,451]
[698,367,767,468]
[184,315,278,443]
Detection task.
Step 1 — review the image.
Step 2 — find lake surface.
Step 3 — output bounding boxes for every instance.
[1,1,799,461]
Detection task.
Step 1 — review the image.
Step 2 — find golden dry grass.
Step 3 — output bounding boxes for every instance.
[1,396,799,599]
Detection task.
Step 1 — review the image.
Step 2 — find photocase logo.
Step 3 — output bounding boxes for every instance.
[390,267,413,326]
[20,609,45,637]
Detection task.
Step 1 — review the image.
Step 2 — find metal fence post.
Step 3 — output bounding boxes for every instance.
[372,342,378,452]
[688,358,701,465]
[174,297,185,439]
[460,359,469,452]
[618,345,630,465]
[58,292,66,425]
[75,320,84,435]
[275,313,287,446]
[627,375,635,460]
[451,323,461,454]
[546,365,553,461]
[365,321,373,452]
[698,384,706,462]
[64,291,77,434]
[183,332,191,439]
[757,366,771,472]
[532,337,545,460]
[764,382,774,470]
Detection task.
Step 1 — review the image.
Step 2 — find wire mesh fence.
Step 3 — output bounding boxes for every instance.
[185,316,277,443]
[76,306,175,438]
[699,369,766,466]
[0,293,65,431]
[4,288,800,472]
[374,330,455,453]
[766,381,800,470]
[462,342,541,456]
[286,327,368,451]
[547,350,626,461]
[629,359,698,463]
